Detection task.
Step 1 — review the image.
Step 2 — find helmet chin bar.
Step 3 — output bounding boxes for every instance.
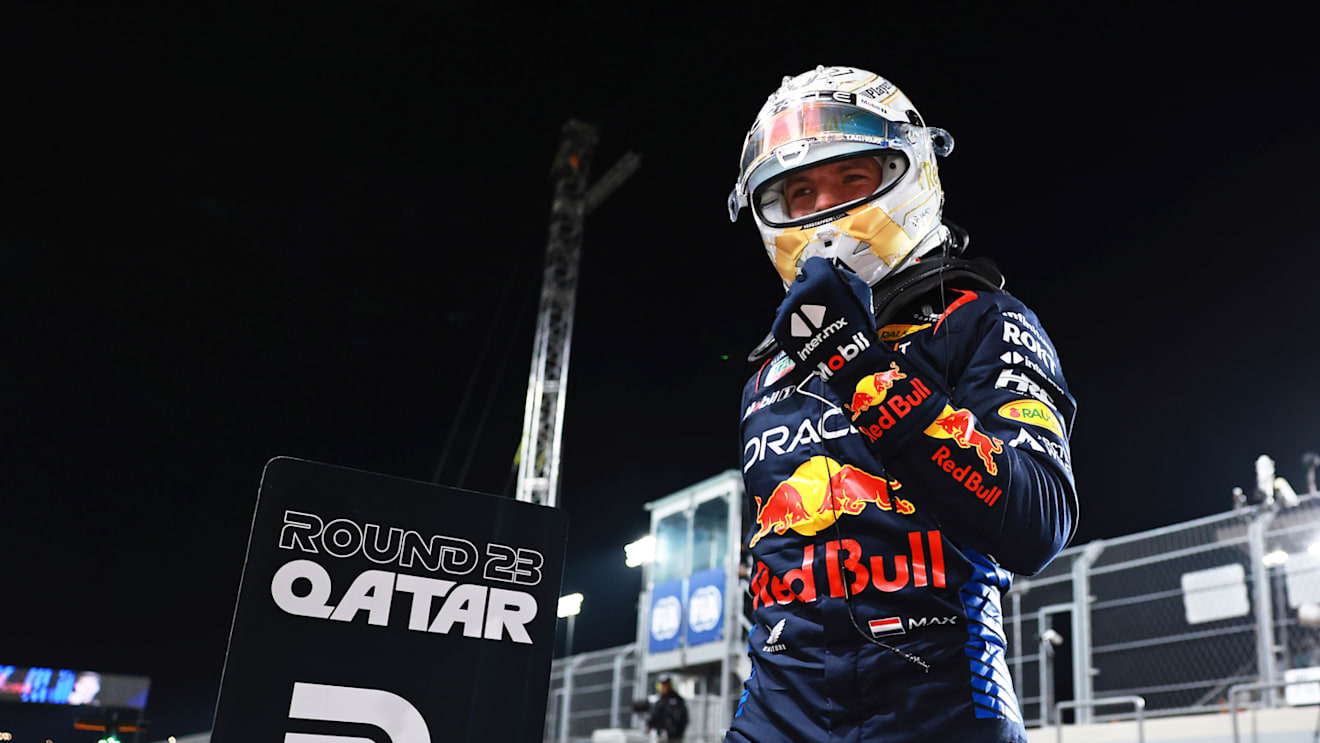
[776,219,951,292]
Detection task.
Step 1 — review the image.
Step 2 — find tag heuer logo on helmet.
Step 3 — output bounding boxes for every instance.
[813,331,872,381]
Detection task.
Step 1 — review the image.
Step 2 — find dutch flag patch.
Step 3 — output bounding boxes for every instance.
[868,617,905,637]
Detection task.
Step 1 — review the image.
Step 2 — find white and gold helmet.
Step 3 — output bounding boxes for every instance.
[728,66,955,290]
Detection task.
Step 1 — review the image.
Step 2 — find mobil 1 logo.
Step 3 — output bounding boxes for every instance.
[212,458,568,743]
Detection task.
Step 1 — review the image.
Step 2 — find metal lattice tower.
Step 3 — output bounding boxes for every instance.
[514,120,640,507]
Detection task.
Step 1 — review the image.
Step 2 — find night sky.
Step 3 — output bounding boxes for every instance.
[4,1,1317,738]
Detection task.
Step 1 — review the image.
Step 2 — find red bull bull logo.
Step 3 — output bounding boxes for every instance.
[820,463,914,517]
[845,362,907,421]
[849,373,935,444]
[749,531,947,609]
[923,405,1004,476]
[750,456,913,548]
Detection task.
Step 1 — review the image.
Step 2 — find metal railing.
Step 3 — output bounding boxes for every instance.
[1054,696,1146,742]
[545,495,1320,740]
[1005,493,1320,727]
[544,644,639,743]
[1228,679,1320,742]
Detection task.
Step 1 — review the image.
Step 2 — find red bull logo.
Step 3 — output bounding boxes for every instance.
[821,463,914,517]
[845,362,907,421]
[852,375,936,444]
[749,531,947,609]
[923,405,1004,476]
[750,456,913,548]
[931,446,1003,506]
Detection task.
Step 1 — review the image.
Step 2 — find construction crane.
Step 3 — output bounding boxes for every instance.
[514,120,640,507]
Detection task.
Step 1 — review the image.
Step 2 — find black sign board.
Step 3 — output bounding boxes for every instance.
[212,458,568,742]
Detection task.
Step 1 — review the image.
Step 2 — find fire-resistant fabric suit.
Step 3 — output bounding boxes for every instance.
[725,269,1077,743]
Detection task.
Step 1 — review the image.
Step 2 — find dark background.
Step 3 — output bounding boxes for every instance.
[3,1,1316,738]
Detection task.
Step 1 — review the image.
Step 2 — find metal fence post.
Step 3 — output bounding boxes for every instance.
[560,655,583,743]
[1072,541,1103,724]
[1012,589,1024,702]
[1040,633,1055,726]
[1227,679,1320,742]
[636,560,651,711]
[610,649,627,729]
[1248,508,1278,707]
[1036,603,1072,726]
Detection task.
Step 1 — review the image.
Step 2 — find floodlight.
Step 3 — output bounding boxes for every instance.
[625,535,656,567]
[557,593,584,618]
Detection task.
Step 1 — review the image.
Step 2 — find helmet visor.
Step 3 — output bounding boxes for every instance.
[754,151,910,228]
[737,100,910,195]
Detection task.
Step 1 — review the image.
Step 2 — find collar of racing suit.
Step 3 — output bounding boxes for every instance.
[746,243,1006,363]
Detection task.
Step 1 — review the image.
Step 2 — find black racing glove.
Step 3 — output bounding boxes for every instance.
[771,257,948,451]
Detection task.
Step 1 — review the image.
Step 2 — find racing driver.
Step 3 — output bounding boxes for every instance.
[725,66,1078,742]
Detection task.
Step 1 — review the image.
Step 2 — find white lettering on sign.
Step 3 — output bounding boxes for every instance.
[270,559,536,644]
[286,681,429,743]
[278,511,544,585]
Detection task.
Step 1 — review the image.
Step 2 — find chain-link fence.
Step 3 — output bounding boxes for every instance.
[1005,494,1320,727]
[1005,542,1083,726]
[1087,509,1259,716]
[1263,497,1320,705]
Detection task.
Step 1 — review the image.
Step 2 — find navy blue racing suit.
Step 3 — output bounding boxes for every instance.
[726,280,1077,743]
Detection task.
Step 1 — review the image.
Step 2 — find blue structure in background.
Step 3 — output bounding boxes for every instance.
[649,579,685,653]
[686,568,725,646]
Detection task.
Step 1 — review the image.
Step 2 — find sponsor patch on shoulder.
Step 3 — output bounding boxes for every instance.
[765,352,795,385]
[878,323,931,342]
[998,400,1064,437]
